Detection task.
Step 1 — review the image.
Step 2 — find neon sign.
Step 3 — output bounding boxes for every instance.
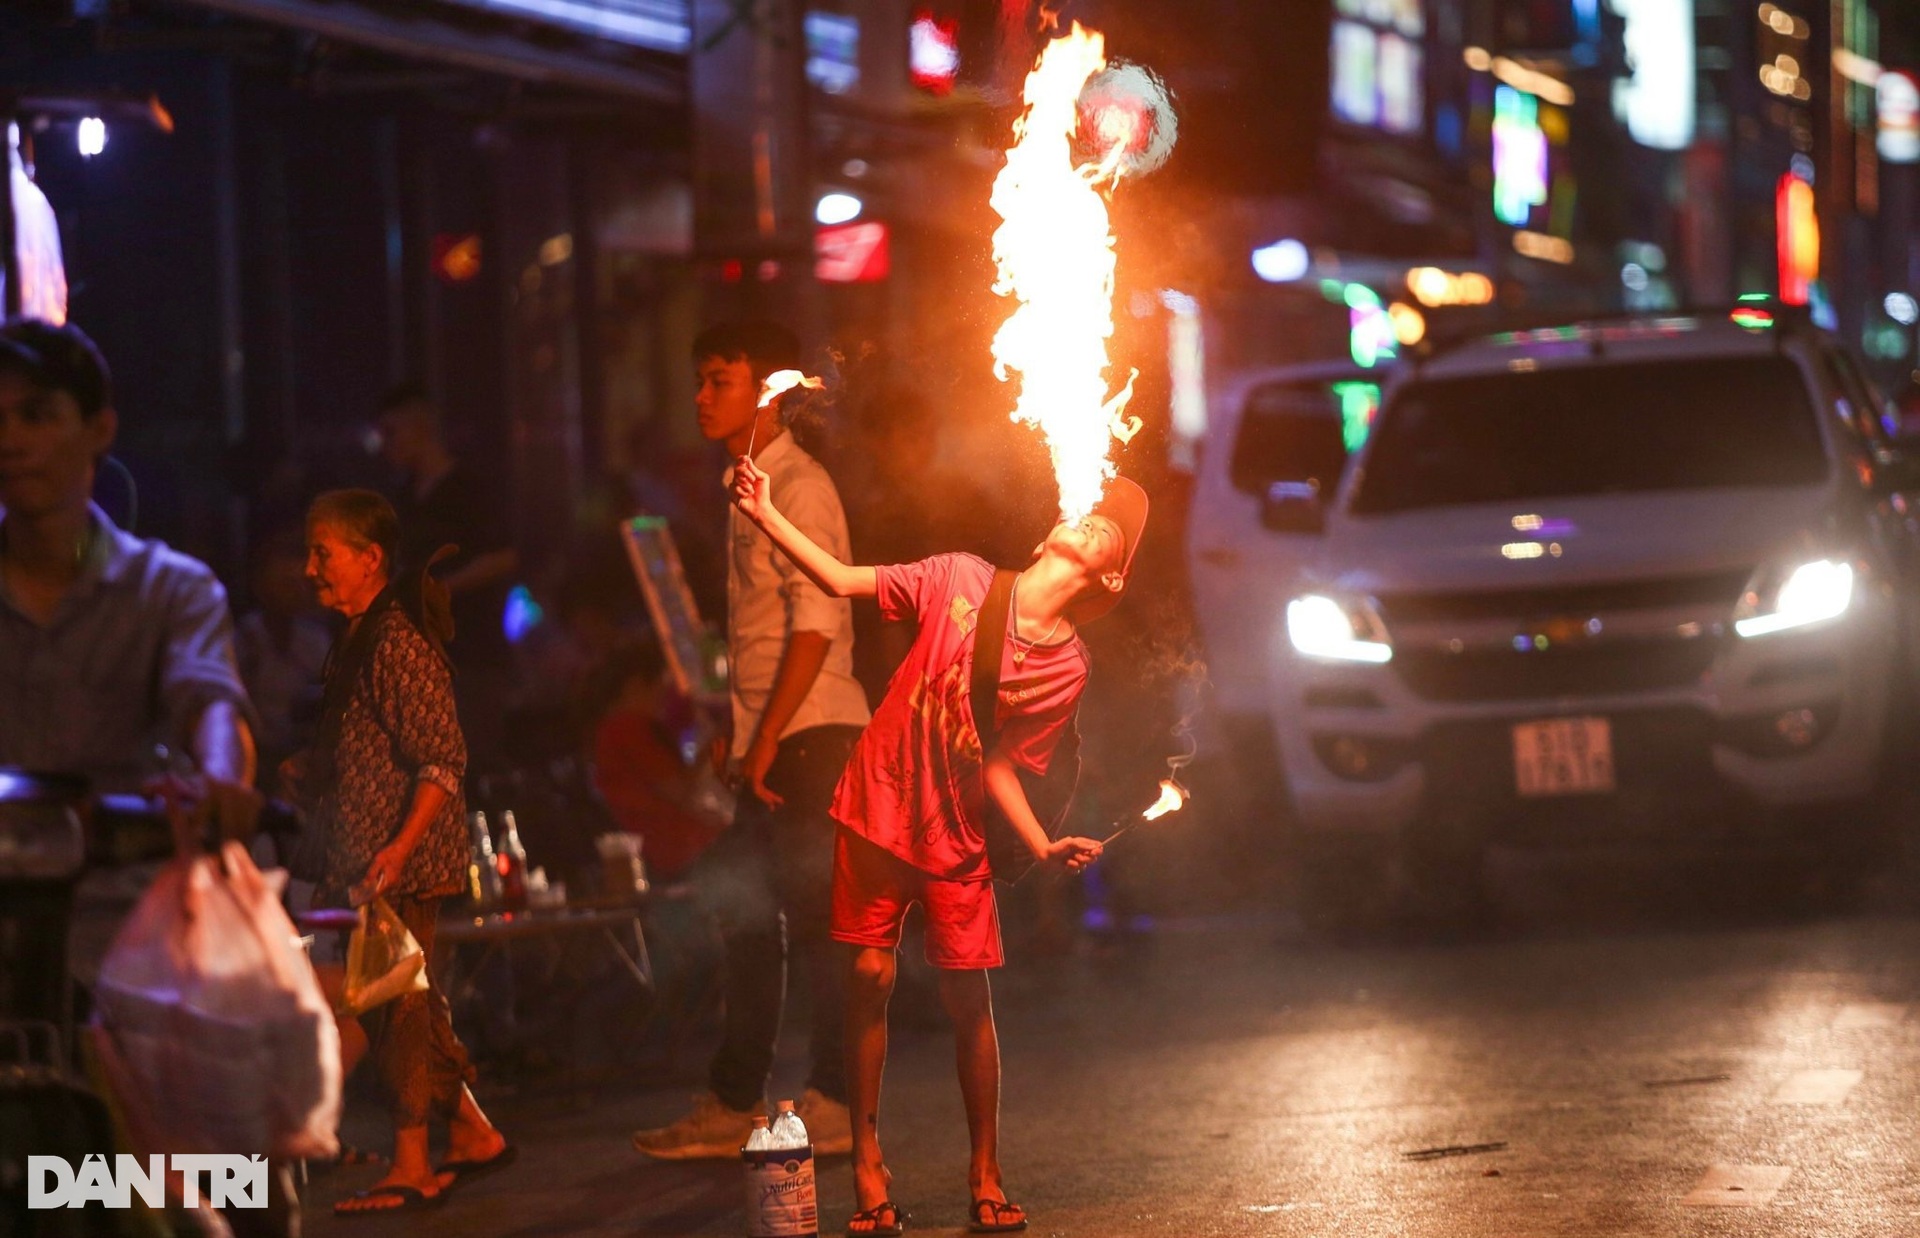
[1492,86,1548,228]
[1776,172,1819,306]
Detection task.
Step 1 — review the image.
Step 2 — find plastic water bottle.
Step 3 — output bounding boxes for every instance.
[742,1100,817,1237]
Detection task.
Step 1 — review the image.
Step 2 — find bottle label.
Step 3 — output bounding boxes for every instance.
[741,1147,817,1237]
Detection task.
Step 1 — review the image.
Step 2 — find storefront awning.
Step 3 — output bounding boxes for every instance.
[171,0,684,104]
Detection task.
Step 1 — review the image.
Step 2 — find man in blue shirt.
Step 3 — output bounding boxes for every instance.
[0,318,255,791]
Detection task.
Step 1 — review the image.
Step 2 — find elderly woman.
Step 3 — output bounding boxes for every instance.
[292,489,510,1216]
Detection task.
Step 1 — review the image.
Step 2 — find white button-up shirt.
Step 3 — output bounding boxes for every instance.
[726,431,870,755]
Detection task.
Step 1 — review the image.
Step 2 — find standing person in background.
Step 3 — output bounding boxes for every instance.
[842,384,1002,706]
[632,321,870,1160]
[237,528,331,798]
[288,489,512,1216]
[377,383,520,773]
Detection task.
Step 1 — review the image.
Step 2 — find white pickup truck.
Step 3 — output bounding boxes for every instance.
[1190,309,1920,924]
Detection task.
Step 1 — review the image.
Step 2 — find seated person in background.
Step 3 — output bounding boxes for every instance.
[236,528,331,798]
[590,641,723,885]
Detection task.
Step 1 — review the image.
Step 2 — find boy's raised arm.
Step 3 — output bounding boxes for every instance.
[732,455,878,599]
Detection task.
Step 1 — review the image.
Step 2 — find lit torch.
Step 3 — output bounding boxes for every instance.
[1099,777,1190,847]
[1097,704,1199,849]
[758,369,824,408]
[744,369,825,458]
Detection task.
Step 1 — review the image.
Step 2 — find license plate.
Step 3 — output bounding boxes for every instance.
[1511,716,1615,797]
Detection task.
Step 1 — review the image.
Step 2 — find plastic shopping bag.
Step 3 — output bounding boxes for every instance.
[92,842,342,1161]
[338,896,429,1017]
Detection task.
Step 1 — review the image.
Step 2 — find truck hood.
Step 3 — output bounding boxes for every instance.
[1310,486,1850,596]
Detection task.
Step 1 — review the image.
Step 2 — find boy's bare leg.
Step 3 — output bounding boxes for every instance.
[846,945,898,1217]
[937,969,1008,1207]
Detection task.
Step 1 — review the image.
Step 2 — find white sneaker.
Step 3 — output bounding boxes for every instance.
[631,1092,766,1160]
[795,1087,853,1156]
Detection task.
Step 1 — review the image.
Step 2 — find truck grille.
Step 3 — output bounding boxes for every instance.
[1375,568,1751,625]
[1393,638,1720,703]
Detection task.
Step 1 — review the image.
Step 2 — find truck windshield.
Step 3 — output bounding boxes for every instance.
[1350,356,1829,515]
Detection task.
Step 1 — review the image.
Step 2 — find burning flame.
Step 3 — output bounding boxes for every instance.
[758,369,825,408]
[1141,778,1188,822]
[989,23,1141,522]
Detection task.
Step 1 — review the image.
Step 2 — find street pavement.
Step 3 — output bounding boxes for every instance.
[302,857,1920,1237]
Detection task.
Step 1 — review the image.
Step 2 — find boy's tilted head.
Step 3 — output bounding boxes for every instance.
[1043,476,1148,621]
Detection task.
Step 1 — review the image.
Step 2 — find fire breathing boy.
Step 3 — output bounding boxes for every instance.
[728,454,1147,1237]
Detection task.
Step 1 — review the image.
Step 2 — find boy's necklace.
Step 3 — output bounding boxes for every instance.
[1008,578,1063,666]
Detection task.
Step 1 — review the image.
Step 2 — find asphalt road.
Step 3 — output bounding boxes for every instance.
[291,850,1920,1238]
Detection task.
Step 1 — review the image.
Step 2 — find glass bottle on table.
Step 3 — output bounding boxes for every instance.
[497,809,529,912]
[468,811,504,910]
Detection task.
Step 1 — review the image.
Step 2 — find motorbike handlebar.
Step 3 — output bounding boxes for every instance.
[88,793,301,865]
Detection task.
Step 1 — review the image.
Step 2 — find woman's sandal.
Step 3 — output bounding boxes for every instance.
[332,1184,445,1217]
[437,1143,518,1188]
[969,1197,1029,1233]
[846,1200,910,1237]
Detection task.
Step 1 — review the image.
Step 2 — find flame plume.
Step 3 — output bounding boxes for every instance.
[989,23,1141,521]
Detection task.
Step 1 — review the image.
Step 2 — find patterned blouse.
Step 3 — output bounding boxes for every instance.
[311,607,467,907]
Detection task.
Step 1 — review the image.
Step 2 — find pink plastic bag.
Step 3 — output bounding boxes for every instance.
[92,842,342,1160]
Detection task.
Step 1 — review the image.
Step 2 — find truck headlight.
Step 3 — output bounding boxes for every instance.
[1287,594,1393,663]
[1733,559,1854,638]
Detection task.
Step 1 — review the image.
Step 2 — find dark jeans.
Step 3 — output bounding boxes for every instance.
[695,724,860,1111]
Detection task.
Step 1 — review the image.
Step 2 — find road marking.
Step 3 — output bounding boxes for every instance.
[1642,1073,1731,1089]
[1770,1068,1862,1105]
[1833,1003,1908,1030]
[1681,1164,1792,1207]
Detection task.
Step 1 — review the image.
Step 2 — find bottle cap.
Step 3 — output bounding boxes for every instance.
[751,1115,770,1128]
[776,1099,795,1113]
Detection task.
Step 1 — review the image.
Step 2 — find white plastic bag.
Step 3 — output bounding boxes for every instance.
[92,842,342,1160]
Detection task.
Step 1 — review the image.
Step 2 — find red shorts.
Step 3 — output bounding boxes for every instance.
[830,828,1003,970]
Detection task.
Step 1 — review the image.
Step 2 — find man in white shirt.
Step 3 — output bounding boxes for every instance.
[634,321,870,1159]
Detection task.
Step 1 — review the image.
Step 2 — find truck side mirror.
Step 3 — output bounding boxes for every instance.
[1260,481,1325,534]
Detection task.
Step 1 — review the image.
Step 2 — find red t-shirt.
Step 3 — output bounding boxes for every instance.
[830,553,1088,879]
[592,708,720,883]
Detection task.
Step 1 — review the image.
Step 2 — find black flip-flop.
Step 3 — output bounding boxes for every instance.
[437,1143,518,1186]
[969,1198,1028,1233]
[846,1200,909,1237]
[333,1184,445,1217]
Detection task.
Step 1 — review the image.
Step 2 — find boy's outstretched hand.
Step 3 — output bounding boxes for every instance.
[1044,835,1104,873]
[731,455,774,522]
